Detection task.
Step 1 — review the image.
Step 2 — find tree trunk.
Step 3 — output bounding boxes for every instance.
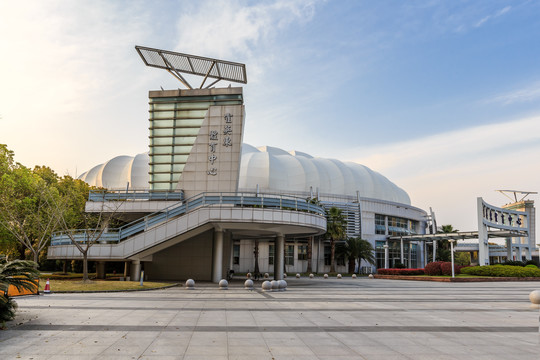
[306,236,313,273]
[32,250,39,269]
[83,251,89,282]
[348,256,355,274]
[330,239,335,273]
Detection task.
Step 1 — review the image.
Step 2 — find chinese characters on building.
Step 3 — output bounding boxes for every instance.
[207,112,234,176]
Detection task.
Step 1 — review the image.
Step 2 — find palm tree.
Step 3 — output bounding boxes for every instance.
[337,237,375,274]
[436,224,459,262]
[0,259,39,323]
[326,206,347,272]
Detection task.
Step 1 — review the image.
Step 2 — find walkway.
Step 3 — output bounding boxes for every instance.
[1,278,539,359]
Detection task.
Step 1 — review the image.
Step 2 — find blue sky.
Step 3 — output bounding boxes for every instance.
[1,0,539,232]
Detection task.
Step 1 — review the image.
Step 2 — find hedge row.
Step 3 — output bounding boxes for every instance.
[461,265,540,277]
[425,261,462,276]
[377,268,424,276]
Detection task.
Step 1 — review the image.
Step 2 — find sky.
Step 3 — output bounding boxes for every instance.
[1,0,540,234]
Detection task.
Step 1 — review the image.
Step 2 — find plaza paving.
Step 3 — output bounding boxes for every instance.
[1,277,540,359]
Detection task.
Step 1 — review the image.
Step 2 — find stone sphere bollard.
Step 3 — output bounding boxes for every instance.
[352,274,357,279]
[309,273,314,279]
[337,274,342,279]
[271,280,279,291]
[262,280,272,291]
[296,273,301,278]
[368,274,374,279]
[244,279,254,290]
[529,290,540,305]
[264,273,269,279]
[246,272,252,279]
[324,274,328,279]
[219,279,228,290]
[279,280,287,291]
[283,273,287,279]
[185,279,195,290]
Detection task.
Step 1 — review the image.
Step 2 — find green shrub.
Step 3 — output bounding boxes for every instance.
[525,264,538,269]
[525,260,540,267]
[461,265,540,277]
[502,260,525,267]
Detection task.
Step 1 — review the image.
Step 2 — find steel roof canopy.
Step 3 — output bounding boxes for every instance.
[135,45,247,89]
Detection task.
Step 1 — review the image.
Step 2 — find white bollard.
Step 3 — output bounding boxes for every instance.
[270,280,279,291]
[264,273,269,279]
[368,274,374,279]
[309,273,314,279]
[219,279,228,290]
[283,273,287,279]
[337,274,342,279]
[185,279,195,290]
[529,290,540,333]
[323,274,328,279]
[246,272,252,279]
[262,280,272,291]
[352,274,357,279]
[244,279,254,290]
[279,280,287,291]
[296,273,301,278]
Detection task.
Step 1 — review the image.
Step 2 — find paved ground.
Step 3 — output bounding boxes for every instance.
[1,277,540,359]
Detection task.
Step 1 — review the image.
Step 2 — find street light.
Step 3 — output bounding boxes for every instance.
[449,239,456,278]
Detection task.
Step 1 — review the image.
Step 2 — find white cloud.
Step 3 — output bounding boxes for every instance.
[485,82,540,105]
[474,5,511,28]
[349,116,540,233]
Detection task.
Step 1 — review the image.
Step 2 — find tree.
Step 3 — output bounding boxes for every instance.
[326,206,347,272]
[337,237,375,273]
[0,146,60,266]
[51,177,122,282]
[435,224,459,262]
[0,259,39,324]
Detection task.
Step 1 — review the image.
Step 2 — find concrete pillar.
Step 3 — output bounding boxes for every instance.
[433,240,437,262]
[212,229,224,283]
[275,234,285,280]
[130,260,141,281]
[123,261,130,278]
[383,243,389,269]
[96,261,106,279]
[408,243,412,268]
[506,238,512,261]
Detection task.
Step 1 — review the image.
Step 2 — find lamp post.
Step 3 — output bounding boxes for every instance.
[449,239,456,278]
[383,244,389,269]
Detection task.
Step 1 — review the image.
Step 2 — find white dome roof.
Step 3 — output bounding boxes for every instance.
[78,144,410,204]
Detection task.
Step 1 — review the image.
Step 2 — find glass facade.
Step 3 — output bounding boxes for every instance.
[233,244,240,265]
[148,93,243,191]
[285,245,294,266]
[375,214,418,236]
[297,245,307,260]
[269,244,274,265]
[375,241,418,269]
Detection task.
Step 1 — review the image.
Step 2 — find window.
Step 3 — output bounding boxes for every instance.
[233,244,240,265]
[375,214,386,235]
[269,244,274,265]
[324,245,331,265]
[285,245,294,266]
[297,245,307,260]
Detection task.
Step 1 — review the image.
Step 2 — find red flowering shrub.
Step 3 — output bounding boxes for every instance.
[377,268,424,276]
[424,261,444,276]
[440,262,461,276]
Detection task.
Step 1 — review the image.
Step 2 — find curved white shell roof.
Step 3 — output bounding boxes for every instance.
[78,144,411,205]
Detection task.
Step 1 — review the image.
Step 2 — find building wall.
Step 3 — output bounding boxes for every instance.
[144,229,214,280]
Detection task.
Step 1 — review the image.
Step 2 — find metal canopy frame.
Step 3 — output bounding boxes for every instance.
[135,45,247,89]
[387,229,528,242]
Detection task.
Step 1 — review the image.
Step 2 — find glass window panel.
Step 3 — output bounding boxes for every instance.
[151,110,175,119]
[152,173,172,182]
[150,119,175,128]
[175,110,208,118]
[150,155,172,163]
[174,119,204,127]
[151,128,175,137]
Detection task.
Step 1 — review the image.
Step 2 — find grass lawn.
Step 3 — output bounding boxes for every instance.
[38,279,177,292]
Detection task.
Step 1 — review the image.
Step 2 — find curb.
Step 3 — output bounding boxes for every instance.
[374,275,540,282]
[38,283,181,294]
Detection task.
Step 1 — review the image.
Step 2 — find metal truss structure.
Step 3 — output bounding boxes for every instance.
[135,46,247,89]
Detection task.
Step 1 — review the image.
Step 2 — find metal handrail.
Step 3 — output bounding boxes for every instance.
[51,192,325,246]
[88,190,184,202]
